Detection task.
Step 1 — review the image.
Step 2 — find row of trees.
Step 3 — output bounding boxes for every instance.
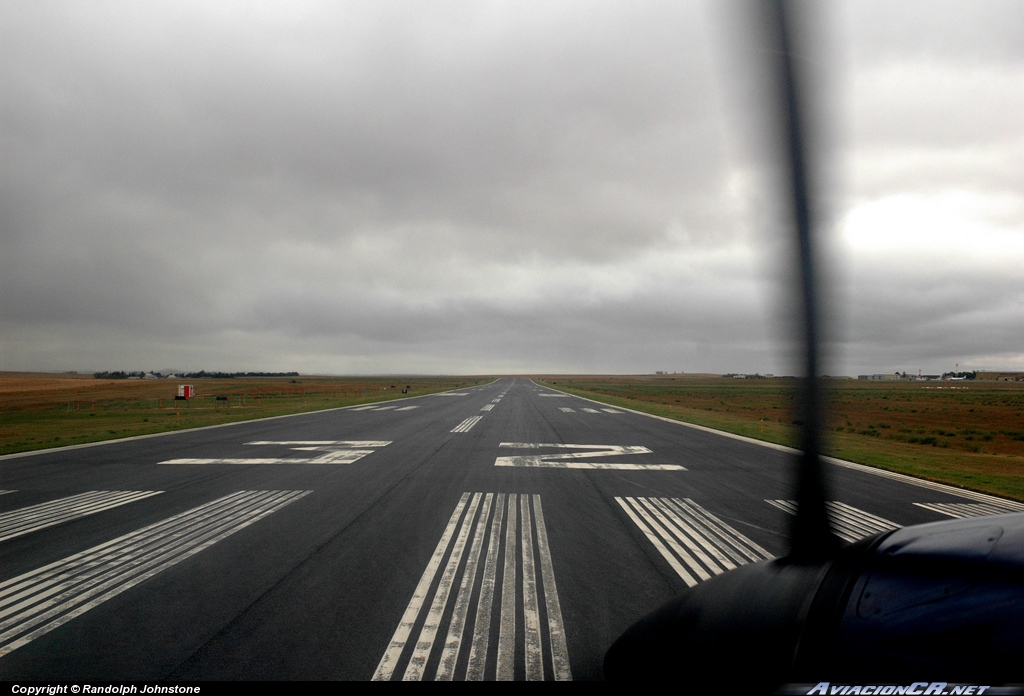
[93,371,300,379]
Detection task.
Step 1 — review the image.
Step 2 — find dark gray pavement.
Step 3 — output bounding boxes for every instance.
[1,378,1019,680]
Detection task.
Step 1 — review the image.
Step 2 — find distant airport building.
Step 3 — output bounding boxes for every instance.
[976,371,1024,382]
[857,373,901,381]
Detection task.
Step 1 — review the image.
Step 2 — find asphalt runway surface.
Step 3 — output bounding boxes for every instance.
[1,377,1021,680]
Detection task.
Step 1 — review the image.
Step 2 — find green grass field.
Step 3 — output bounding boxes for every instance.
[0,373,487,455]
[537,375,1024,501]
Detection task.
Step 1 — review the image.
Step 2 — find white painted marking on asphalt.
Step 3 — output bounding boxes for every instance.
[374,406,397,411]
[465,494,504,681]
[481,405,494,412]
[538,394,568,398]
[616,498,695,586]
[351,405,381,411]
[558,407,575,413]
[395,406,419,411]
[404,494,483,680]
[436,494,493,681]
[376,493,571,681]
[914,501,1024,519]
[601,408,622,414]
[374,494,471,681]
[495,443,684,471]
[531,495,571,681]
[0,491,162,543]
[617,497,772,587]
[0,491,15,496]
[0,490,309,657]
[519,496,542,681]
[161,441,390,465]
[491,399,502,403]
[766,500,901,543]
[246,440,391,447]
[581,408,600,414]
[497,495,517,681]
[451,416,483,433]
[435,393,470,397]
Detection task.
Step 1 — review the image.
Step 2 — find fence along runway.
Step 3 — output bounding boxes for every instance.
[374,492,571,681]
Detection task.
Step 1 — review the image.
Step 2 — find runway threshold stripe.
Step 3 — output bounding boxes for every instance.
[451,416,483,433]
[481,405,494,412]
[0,491,162,543]
[374,493,472,681]
[436,494,493,680]
[0,490,309,657]
[558,408,575,413]
[533,496,571,681]
[913,501,1024,519]
[582,409,599,414]
[617,497,772,587]
[374,493,571,681]
[765,500,901,543]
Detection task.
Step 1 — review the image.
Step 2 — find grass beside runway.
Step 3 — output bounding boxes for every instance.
[536,376,1024,501]
[0,373,489,456]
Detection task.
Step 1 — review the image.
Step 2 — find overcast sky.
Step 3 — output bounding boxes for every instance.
[2,1,1021,376]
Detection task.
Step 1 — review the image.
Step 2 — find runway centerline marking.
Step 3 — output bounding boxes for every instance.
[0,490,310,657]
[159,441,390,465]
[0,491,162,543]
[373,493,571,681]
[495,443,684,471]
[766,500,901,543]
[617,497,772,587]
[481,405,494,412]
[451,417,482,433]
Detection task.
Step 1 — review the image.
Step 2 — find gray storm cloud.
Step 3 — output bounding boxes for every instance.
[1,1,1021,375]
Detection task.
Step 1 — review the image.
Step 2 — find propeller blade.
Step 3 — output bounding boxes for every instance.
[763,0,838,559]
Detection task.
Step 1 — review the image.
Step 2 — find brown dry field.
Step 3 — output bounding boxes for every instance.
[537,375,1024,500]
[0,372,486,455]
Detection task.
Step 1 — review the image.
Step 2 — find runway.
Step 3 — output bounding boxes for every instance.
[0,377,1020,680]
